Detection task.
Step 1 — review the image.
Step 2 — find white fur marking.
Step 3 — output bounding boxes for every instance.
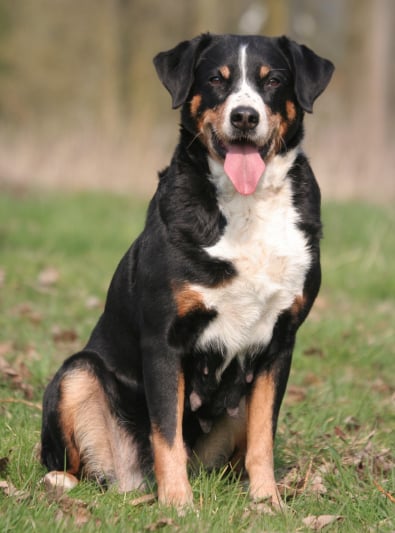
[198,148,310,371]
[223,44,269,140]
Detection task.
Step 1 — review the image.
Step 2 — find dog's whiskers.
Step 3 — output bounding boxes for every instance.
[187,132,203,150]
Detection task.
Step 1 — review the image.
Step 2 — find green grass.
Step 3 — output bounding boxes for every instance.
[0,191,394,532]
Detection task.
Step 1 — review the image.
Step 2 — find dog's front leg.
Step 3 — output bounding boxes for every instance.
[245,339,294,507]
[143,348,192,507]
[245,371,282,506]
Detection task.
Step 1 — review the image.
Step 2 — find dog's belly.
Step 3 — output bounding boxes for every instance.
[193,165,311,368]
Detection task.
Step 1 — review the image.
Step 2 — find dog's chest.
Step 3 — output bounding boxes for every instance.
[193,173,311,362]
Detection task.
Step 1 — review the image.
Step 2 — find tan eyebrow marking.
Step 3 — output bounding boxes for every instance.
[259,65,270,78]
[219,65,231,79]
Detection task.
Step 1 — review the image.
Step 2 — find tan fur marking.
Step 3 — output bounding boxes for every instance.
[59,372,94,474]
[219,65,230,79]
[190,94,202,117]
[291,294,305,319]
[286,100,296,121]
[279,118,288,138]
[60,369,143,491]
[260,65,270,78]
[197,103,227,161]
[266,111,287,155]
[152,372,192,506]
[274,109,288,141]
[198,108,221,133]
[268,102,297,156]
[245,373,282,506]
[173,282,206,317]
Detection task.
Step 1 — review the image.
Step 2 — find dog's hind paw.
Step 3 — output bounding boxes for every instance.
[42,471,79,497]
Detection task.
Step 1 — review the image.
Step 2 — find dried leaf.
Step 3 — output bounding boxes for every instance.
[20,345,41,363]
[343,416,361,431]
[334,426,347,441]
[56,495,93,526]
[278,466,303,498]
[303,372,322,385]
[0,356,34,399]
[0,342,13,357]
[279,462,329,499]
[0,479,30,501]
[145,518,178,531]
[0,457,10,475]
[303,514,343,530]
[373,479,395,503]
[0,398,42,411]
[11,302,42,324]
[303,346,324,357]
[73,506,92,527]
[0,356,16,377]
[37,267,60,287]
[130,493,156,506]
[243,501,276,517]
[85,296,102,309]
[285,384,307,404]
[343,436,394,476]
[52,326,78,344]
[0,480,12,495]
[309,474,327,495]
[371,378,392,394]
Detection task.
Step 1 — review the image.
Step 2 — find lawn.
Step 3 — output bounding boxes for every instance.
[0,190,394,532]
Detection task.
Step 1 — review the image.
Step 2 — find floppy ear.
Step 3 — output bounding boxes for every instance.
[278,36,334,113]
[153,33,213,109]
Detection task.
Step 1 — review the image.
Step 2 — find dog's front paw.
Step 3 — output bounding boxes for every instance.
[157,478,193,508]
[249,479,283,508]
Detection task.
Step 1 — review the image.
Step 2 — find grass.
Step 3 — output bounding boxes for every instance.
[0,190,394,532]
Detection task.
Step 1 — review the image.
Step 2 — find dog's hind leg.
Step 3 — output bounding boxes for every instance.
[41,354,145,492]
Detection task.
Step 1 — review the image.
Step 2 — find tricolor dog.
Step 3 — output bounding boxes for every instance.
[41,33,334,507]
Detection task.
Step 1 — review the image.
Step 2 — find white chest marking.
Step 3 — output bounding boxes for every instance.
[196,148,311,368]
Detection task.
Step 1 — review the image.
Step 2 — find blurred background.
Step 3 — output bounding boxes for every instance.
[0,0,393,202]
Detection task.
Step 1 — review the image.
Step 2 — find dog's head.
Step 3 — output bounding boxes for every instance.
[154,34,334,195]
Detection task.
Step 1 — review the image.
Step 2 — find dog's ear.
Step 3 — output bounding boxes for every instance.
[278,36,334,113]
[153,34,212,109]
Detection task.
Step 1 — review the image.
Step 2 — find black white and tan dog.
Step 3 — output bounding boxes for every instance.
[41,33,334,507]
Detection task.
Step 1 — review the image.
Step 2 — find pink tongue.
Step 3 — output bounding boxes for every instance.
[224,144,266,195]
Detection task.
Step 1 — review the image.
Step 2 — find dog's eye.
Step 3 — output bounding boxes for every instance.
[266,77,281,88]
[209,75,223,86]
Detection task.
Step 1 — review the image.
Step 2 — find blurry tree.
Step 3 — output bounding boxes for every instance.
[0,1,13,112]
[0,0,393,200]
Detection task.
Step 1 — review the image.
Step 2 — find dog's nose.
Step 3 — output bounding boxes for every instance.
[230,106,259,131]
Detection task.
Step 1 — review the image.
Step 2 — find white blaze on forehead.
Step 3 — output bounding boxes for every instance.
[239,44,248,86]
[223,44,268,139]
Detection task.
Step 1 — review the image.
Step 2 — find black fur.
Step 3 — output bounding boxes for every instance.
[41,33,334,504]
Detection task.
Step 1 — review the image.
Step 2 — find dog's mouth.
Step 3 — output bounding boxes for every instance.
[212,133,269,196]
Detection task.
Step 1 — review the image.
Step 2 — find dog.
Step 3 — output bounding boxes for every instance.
[41,33,334,507]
